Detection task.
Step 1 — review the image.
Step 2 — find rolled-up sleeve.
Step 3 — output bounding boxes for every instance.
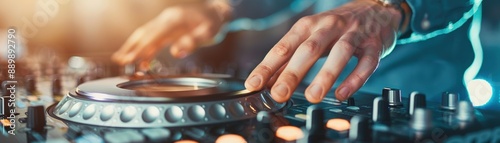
[397,0,483,44]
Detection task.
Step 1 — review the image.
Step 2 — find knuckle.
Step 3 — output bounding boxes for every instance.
[296,16,315,27]
[320,70,337,81]
[272,42,291,57]
[336,40,355,53]
[314,29,330,37]
[364,55,380,67]
[255,64,274,76]
[280,71,300,84]
[301,40,321,54]
[350,73,366,87]
[323,14,347,27]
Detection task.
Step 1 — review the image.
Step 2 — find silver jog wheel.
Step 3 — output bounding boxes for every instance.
[47,74,287,128]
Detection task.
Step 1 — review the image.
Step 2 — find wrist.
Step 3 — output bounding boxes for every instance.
[208,0,233,22]
[371,0,412,36]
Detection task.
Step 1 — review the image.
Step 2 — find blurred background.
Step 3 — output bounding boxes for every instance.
[0,0,498,108]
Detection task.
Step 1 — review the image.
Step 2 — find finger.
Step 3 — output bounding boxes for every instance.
[190,22,218,46]
[271,28,339,103]
[335,42,380,101]
[115,17,180,65]
[305,31,363,103]
[112,29,145,65]
[244,17,314,91]
[266,63,287,88]
[170,35,196,58]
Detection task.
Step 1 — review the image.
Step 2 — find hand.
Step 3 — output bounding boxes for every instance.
[245,0,403,103]
[112,1,231,70]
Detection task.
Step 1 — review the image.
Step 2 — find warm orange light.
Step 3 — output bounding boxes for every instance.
[215,134,247,143]
[276,126,304,141]
[326,118,350,131]
[174,140,198,143]
[1,119,11,126]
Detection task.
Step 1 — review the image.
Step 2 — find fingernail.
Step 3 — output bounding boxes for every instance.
[338,86,350,100]
[307,85,323,100]
[273,84,289,98]
[246,75,262,89]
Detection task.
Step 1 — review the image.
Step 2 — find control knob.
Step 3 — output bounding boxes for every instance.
[382,88,402,107]
[409,91,426,115]
[441,92,458,110]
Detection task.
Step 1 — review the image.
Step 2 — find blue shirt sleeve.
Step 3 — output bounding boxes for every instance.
[397,0,483,44]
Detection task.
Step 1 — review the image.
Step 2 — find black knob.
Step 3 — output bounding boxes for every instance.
[27,105,46,132]
[382,88,402,107]
[25,75,37,95]
[372,97,390,125]
[409,91,426,115]
[301,105,325,142]
[349,115,371,142]
[441,92,459,110]
[254,111,275,143]
[52,76,62,95]
[347,97,355,106]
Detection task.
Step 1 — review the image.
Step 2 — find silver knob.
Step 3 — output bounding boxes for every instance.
[410,108,433,131]
[441,92,459,110]
[382,88,402,107]
[456,101,475,122]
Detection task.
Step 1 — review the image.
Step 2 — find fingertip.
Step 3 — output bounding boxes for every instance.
[335,86,351,101]
[270,83,290,103]
[244,75,263,91]
[305,85,324,104]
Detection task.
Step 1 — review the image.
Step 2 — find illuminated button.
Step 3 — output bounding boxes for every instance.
[276,126,304,141]
[58,102,71,115]
[142,106,160,123]
[120,106,137,123]
[346,106,360,111]
[326,118,350,131]
[215,134,246,143]
[175,140,198,143]
[100,105,115,121]
[187,105,206,122]
[294,114,307,120]
[82,104,96,120]
[165,106,183,123]
[329,108,343,113]
[209,104,226,120]
[68,102,83,117]
[229,102,244,116]
[1,119,11,127]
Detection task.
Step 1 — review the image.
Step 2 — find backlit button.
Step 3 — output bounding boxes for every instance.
[276,126,304,141]
[216,134,246,143]
[326,118,350,132]
[294,114,307,120]
[329,108,342,113]
[175,140,198,143]
[346,106,360,111]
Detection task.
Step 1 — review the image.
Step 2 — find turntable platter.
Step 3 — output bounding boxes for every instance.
[47,75,287,128]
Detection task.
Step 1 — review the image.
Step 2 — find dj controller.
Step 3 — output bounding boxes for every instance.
[1,73,500,143]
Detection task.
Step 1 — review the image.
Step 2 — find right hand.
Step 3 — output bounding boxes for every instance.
[112,1,231,71]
